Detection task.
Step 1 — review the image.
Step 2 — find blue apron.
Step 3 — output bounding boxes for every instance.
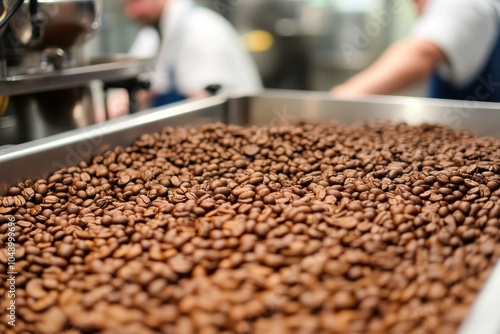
[429,27,500,102]
[152,5,198,107]
[152,69,186,106]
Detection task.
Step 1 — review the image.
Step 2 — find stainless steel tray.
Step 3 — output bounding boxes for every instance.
[0,57,154,96]
[1,89,499,333]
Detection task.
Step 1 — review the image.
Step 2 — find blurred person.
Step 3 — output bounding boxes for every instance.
[331,0,500,102]
[119,0,262,109]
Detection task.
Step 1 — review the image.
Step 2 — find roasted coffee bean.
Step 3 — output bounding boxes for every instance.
[168,254,194,274]
[427,281,448,300]
[26,279,47,299]
[56,243,75,259]
[8,186,22,196]
[330,216,358,230]
[437,174,449,184]
[2,121,500,334]
[489,205,500,219]
[263,195,276,205]
[32,291,58,312]
[333,291,357,310]
[199,198,216,211]
[466,164,478,174]
[450,176,464,185]
[424,176,437,185]
[242,144,260,156]
[487,181,500,191]
[112,215,129,225]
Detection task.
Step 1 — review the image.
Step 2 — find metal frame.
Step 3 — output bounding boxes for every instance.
[2,88,500,193]
[0,58,154,96]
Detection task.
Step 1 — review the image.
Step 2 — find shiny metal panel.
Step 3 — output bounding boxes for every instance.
[11,85,97,143]
[458,264,500,334]
[0,58,153,96]
[236,90,500,137]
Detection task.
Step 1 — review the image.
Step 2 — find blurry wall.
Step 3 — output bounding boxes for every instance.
[84,1,142,56]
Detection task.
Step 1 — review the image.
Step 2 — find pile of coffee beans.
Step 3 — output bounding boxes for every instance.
[1,121,499,334]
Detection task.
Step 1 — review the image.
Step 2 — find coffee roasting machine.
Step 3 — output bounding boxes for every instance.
[0,0,152,146]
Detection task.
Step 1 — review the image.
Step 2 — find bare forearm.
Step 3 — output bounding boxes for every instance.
[332,38,446,97]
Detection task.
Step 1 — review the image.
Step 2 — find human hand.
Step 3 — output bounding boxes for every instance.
[330,84,367,99]
[107,89,130,119]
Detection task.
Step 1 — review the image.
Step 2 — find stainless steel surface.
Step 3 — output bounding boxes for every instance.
[228,90,500,137]
[8,0,101,50]
[458,264,500,334]
[10,85,97,142]
[0,115,17,144]
[0,57,153,95]
[3,89,500,187]
[0,90,499,332]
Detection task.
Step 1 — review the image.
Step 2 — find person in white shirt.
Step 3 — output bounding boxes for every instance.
[121,0,262,107]
[331,0,500,102]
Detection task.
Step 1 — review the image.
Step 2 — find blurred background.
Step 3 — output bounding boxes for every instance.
[0,0,424,146]
[87,0,425,96]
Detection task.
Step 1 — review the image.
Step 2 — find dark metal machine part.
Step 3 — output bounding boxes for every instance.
[0,0,155,145]
[0,90,499,333]
[7,0,99,51]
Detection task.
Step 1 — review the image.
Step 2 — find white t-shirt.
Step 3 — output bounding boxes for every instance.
[129,0,262,97]
[129,27,160,59]
[412,0,500,88]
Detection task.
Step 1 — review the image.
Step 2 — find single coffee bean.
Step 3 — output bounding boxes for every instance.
[450,176,464,185]
[31,291,58,312]
[56,244,75,259]
[200,198,216,211]
[112,215,128,225]
[26,279,47,299]
[168,254,194,274]
[332,217,358,230]
[242,144,260,156]
[436,174,449,184]
[466,164,478,174]
[489,205,500,219]
[333,291,357,310]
